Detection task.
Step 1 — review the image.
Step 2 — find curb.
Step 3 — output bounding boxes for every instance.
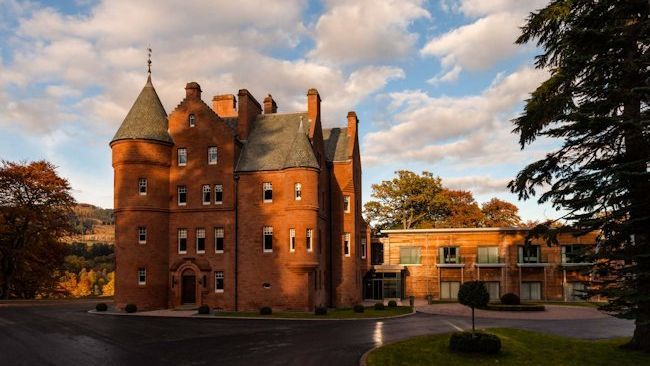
[88,308,417,321]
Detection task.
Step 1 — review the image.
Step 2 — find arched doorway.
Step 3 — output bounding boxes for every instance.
[181,269,196,304]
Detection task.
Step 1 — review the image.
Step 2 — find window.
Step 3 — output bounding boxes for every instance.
[440,281,460,300]
[188,114,196,127]
[263,182,273,202]
[400,247,421,264]
[178,148,187,166]
[306,229,313,252]
[178,229,187,254]
[521,282,542,300]
[196,228,205,254]
[477,247,499,263]
[565,282,586,301]
[263,226,273,252]
[484,282,500,301]
[214,184,223,204]
[343,196,350,213]
[138,178,147,195]
[138,227,147,244]
[178,185,187,206]
[214,227,224,253]
[289,229,296,252]
[215,271,224,292]
[294,183,302,200]
[138,268,146,285]
[208,146,218,165]
[439,247,459,264]
[343,233,351,257]
[361,238,367,259]
[562,245,587,263]
[518,245,540,263]
[202,185,211,205]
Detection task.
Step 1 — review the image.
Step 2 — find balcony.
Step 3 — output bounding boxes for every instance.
[516,255,550,268]
[475,257,506,268]
[436,256,464,268]
[559,254,594,268]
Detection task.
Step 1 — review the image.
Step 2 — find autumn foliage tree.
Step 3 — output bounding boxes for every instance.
[0,161,75,299]
[482,198,522,227]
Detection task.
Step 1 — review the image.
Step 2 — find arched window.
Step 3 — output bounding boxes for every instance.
[189,114,196,127]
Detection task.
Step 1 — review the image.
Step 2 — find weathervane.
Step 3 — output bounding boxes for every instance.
[147,46,152,74]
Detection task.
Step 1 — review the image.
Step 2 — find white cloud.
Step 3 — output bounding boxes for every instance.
[458,0,549,17]
[309,0,430,64]
[443,176,510,194]
[362,66,548,166]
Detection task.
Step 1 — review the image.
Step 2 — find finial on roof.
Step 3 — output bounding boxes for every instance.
[147,46,152,75]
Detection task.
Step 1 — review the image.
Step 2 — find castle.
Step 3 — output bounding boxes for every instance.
[110,75,370,311]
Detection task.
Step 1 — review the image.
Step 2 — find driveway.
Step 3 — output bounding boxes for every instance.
[0,300,634,366]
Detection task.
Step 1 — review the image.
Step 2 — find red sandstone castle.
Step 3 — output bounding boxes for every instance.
[110,75,370,311]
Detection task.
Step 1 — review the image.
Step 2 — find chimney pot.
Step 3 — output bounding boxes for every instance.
[185,82,202,99]
[263,94,278,114]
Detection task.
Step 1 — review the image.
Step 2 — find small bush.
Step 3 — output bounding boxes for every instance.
[449,332,501,354]
[374,302,385,310]
[387,300,398,308]
[260,306,272,315]
[198,305,210,315]
[124,304,137,313]
[500,293,521,305]
[95,303,108,312]
[353,304,365,313]
[314,306,328,316]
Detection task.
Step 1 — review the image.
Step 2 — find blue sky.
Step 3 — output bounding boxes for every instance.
[0,0,560,221]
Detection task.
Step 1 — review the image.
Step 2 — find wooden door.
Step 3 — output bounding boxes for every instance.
[181,275,196,304]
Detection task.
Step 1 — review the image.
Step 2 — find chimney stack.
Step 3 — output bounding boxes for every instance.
[306,88,321,139]
[237,89,261,140]
[185,82,201,99]
[263,94,278,114]
[212,94,238,117]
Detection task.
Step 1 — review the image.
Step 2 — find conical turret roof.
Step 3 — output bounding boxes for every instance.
[110,76,172,144]
[282,118,320,169]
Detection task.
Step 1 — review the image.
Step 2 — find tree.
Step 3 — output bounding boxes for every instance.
[481,198,522,227]
[0,160,75,299]
[457,281,490,332]
[436,190,485,228]
[102,272,115,297]
[363,171,447,230]
[510,0,650,350]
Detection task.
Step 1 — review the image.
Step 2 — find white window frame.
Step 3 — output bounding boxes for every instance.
[306,229,313,252]
[289,228,296,252]
[138,268,146,285]
[138,227,147,244]
[178,185,187,206]
[263,226,273,253]
[343,196,350,213]
[178,229,187,254]
[188,114,196,128]
[214,227,224,253]
[361,238,366,259]
[478,246,499,264]
[214,184,223,204]
[208,146,218,165]
[263,182,273,203]
[215,271,224,293]
[344,233,351,257]
[138,178,147,196]
[177,148,187,166]
[196,228,206,254]
[202,185,211,205]
[294,183,302,201]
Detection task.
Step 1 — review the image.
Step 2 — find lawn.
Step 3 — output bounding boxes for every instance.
[208,306,413,319]
[366,328,650,366]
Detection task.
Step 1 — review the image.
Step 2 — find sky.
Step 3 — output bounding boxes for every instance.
[0,0,561,222]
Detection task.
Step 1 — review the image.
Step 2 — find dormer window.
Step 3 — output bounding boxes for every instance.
[189,114,196,127]
[294,183,302,200]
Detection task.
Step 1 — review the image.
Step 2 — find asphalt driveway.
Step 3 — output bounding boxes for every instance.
[0,300,635,366]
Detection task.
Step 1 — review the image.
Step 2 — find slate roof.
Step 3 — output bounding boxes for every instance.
[235,112,320,171]
[322,127,350,162]
[111,76,172,144]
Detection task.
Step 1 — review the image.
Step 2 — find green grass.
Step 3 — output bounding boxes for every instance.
[529,301,605,308]
[208,306,412,319]
[366,328,650,366]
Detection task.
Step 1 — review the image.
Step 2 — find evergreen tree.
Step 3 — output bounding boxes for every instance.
[510,0,650,350]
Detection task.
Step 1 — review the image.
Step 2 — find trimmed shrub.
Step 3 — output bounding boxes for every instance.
[259,306,272,315]
[500,293,521,305]
[198,305,210,315]
[353,304,365,313]
[374,302,385,310]
[314,306,328,316]
[449,331,501,354]
[124,304,137,313]
[95,303,108,312]
[387,300,398,308]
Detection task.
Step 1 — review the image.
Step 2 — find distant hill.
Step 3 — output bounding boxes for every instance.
[66,204,114,245]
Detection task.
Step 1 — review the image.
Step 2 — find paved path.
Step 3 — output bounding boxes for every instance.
[0,300,634,366]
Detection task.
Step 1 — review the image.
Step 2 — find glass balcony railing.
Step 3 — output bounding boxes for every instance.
[475,257,505,264]
[437,256,463,264]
